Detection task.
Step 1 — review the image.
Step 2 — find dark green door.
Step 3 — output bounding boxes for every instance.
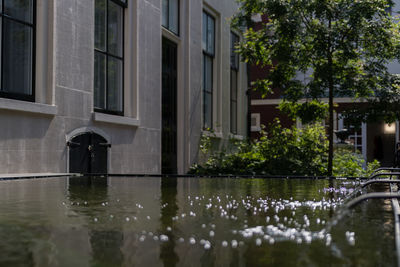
[162,38,178,174]
[68,132,109,174]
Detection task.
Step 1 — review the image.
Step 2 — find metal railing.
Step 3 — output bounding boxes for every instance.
[343,167,400,267]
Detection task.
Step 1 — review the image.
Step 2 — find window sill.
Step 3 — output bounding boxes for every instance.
[93,112,140,127]
[202,130,223,139]
[0,98,57,116]
[162,28,181,43]
[229,134,244,140]
[251,126,261,132]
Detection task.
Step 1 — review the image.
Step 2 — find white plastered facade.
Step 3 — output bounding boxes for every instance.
[0,0,248,174]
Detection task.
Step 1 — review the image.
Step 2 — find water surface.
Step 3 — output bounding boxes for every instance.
[0,176,396,266]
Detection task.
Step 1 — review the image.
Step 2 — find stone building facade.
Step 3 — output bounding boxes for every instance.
[0,0,248,174]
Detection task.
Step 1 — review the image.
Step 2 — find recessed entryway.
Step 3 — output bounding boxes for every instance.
[162,38,178,174]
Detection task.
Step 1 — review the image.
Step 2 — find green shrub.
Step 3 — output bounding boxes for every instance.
[189,120,380,177]
[332,149,380,177]
[190,120,327,176]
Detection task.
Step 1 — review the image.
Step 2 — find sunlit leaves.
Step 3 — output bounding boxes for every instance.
[251,79,273,97]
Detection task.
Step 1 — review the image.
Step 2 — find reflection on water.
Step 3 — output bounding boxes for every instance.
[160,178,179,266]
[69,177,124,267]
[0,177,396,266]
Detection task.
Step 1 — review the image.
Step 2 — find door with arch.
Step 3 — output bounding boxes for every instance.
[68,132,110,174]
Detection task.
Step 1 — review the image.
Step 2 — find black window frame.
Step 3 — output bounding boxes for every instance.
[162,0,179,36]
[202,11,215,130]
[94,0,126,116]
[0,0,36,102]
[111,0,127,7]
[230,31,239,134]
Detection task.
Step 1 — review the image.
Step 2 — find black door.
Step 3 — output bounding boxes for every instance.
[68,132,109,174]
[162,38,178,174]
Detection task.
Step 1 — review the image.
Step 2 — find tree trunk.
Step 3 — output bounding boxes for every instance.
[327,18,334,177]
[328,81,334,176]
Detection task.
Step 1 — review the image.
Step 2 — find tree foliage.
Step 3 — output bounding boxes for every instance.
[340,74,400,125]
[232,0,400,175]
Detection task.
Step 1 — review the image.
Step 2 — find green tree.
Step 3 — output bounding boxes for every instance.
[232,0,400,175]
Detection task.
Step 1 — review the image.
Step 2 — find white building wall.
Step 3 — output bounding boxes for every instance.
[0,0,247,174]
[187,0,248,166]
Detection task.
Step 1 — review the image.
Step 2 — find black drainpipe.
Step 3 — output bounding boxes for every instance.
[246,64,252,140]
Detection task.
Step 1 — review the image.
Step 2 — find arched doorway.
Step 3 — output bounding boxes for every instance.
[68,132,110,174]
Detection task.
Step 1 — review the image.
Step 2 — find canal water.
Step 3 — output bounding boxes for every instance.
[0,176,396,266]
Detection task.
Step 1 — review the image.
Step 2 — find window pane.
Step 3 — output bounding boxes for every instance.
[4,0,32,23]
[107,57,123,112]
[204,92,212,129]
[108,1,123,57]
[94,52,106,109]
[231,32,239,69]
[2,19,32,95]
[231,70,237,101]
[231,101,237,134]
[162,0,168,28]
[202,12,207,51]
[169,0,178,34]
[230,35,235,67]
[204,55,213,92]
[202,55,206,91]
[0,18,2,91]
[207,15,215,54]
[251,116,257,127]
[203,54,213,129]
[235,53,239,69]
[95,0,106,51]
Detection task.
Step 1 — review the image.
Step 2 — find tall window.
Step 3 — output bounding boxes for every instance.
[0,0,34,101]
[94,0,126,115]
[337,114,363,154]
[230,32,239,134]
[162,0,179,35]
[202,11,215,129]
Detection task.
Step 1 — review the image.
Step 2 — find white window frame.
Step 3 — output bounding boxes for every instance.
[202,3,220,133]
[93,0,140,126]
[0,0,58,115]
